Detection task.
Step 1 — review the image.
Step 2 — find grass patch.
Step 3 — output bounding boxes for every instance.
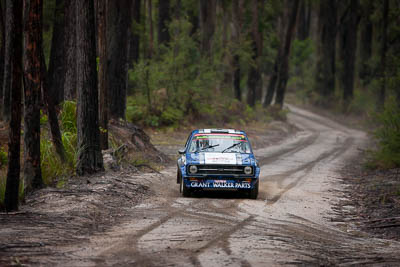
[41,101,78,186]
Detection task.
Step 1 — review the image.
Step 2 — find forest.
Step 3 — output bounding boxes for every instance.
[0,0,399,213]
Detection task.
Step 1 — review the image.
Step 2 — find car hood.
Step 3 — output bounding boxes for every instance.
[186,152,254,165]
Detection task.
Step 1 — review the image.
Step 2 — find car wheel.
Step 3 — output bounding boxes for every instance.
[249,180,259,199]
[180,177,191,197]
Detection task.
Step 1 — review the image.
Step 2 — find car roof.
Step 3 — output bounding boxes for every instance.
[192,129,246,135]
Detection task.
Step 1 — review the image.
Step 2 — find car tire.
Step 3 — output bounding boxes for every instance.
[180,177,191,197]
[249,180,259,199]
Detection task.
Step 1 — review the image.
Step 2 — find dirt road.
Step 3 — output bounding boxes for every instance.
[60,105,398,266]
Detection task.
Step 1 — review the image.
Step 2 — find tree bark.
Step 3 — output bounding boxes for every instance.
[4,0,23,212]
[76,0,104,175]
[377,0,388,111]
[2,0,13,121]
[0,1,5,119]
[313,0,337,106]
[263,57,279,107]
[98,0,108,150]
[147,0,153,58]
[247,0,263,107]
[107,0,132,119]
[47,0,66,106]
[339,0,359,107]
[23,0,43,192]
[275,0,300,107]
[358,0,373,83]
[158,0,170,46]
[40,49,67,163]
[128,0,141,68]
[232,0,243,101]
[199,0,216,57]
[64,0,77,100]
[297,0,311,40]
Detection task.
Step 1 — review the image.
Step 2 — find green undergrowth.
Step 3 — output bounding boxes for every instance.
[126,95,285,130]
[367,100,400,169]
[40,101,77,186]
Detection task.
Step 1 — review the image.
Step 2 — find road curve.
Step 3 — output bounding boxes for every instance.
[73,106,400,266]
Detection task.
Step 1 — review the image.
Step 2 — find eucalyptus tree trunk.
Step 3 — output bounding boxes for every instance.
[40,49,67,163]
[232,0,243,101]
[47,0,66,106]
[76,0,104,175]
[23,0,43,192]
[377,0,388,111]
[4,0,23,212]
[359,0,373,84]
[2,0,13,121]
[64,0,77,100]
[247,0,263,107]
[98,0,108,150]
[128,0,141,68]
[158,0,170,46]
[297,0,311,40]
[339,0,359,107]
[313,0,337,105]
[275,0,300,107]
[199,0,216,57]
[0,1,5,119]
[107,0,132,119]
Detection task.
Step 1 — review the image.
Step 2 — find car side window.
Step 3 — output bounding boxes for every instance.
[184,132,193,150]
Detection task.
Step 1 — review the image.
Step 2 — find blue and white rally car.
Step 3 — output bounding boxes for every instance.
[177,129,260,199]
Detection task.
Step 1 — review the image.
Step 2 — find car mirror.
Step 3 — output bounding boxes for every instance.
[178,148,186,154]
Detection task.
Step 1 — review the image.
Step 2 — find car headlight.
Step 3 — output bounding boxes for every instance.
[244,166,252,175]
[189,165,198,174]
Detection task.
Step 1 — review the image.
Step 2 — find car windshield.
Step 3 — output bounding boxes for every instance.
[188,133,251,153]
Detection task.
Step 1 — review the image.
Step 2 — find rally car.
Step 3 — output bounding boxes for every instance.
[177,129,260,199]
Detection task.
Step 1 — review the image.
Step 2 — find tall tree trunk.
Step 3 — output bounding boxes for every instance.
[147,0,153,58]
[2,0,13,121]
[358,0,373,83]
[275,0,300,107]
[263,57,279,107]
[40,49,67,163]
[98,0,108,150]
[247,0,263,107]
[64,0,77,100]
[199,0,216,56]
[4,0,23,212]
[339,0,359,107]
[313,0,337,106]
[297,0,311,40]
[76,0,104,175]
[23,0,43,192]
[107,0,132,119]
[264,11,287,107]
[233,55,241,101]
[158,0,170,46]
[232,0,243,101]
[0,0,5,119]
[377,0,388,111]
[128,0,141,68]
[47,0,66,106]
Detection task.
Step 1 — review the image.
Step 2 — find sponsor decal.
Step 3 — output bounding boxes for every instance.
[204,153,237,164]
[189,181,251,189]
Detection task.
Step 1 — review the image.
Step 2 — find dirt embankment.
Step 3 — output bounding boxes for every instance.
[335,156,400,240]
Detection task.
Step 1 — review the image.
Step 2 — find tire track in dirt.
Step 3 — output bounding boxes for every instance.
[261,136,354,204]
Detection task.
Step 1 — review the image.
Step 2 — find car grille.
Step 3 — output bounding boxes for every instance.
[190,165,251,176]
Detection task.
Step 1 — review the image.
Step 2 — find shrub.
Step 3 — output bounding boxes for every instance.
[0,147,7,168]
[368,101,400,169]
